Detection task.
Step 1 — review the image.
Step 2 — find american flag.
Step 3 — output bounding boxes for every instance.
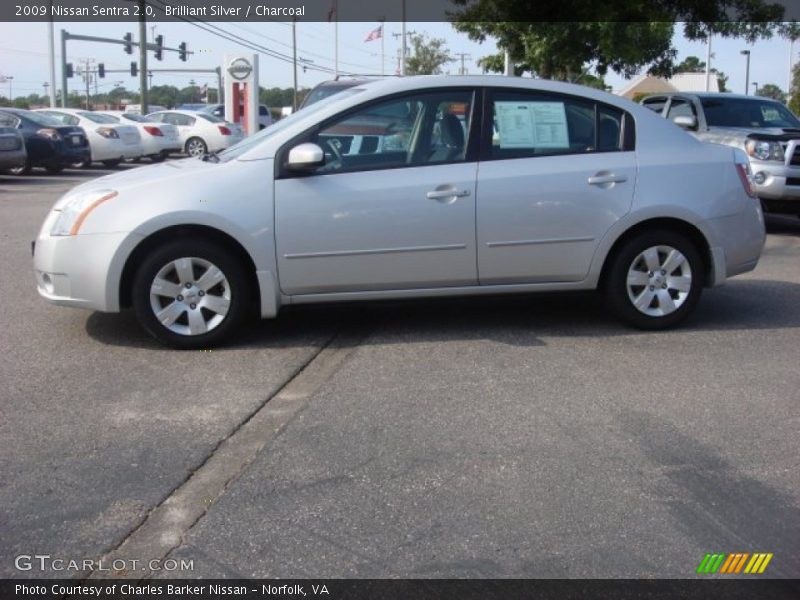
[364,25,382,42]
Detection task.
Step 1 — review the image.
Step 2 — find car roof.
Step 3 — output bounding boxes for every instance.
[644,91,775,102]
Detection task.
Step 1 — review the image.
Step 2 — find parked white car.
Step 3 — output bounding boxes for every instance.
[35,108,143,167]
[100,112,182,161]
[123,104,166,115]
[146,110,243,157]
[33,76,765,348]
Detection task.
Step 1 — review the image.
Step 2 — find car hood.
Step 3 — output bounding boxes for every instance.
[68,157,213,195]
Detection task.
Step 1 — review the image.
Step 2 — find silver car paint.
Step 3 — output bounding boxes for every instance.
[33,76,765,319]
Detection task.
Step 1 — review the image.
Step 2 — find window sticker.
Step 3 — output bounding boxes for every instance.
[495,101,570,149]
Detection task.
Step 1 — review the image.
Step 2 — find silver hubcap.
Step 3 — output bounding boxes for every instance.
[186,139,205,156]
[149,257,230,336]
[626,245,692,317]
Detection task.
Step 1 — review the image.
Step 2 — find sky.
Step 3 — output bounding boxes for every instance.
[0,20,794,100]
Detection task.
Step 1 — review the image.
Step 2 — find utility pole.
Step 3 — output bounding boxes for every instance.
[392,29,416,76]
[60,29,67,106]
[292,18,298,110]
[47,0,56,106]
[138,0,148,114]
[453,53,471,75]
[43,82,49,100]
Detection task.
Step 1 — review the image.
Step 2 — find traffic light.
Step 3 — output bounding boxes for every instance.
[65,63,74,78]
[98,63,105,78]
[154,35,163,61]
[178,42,187,62]
[123,32,133,54]
[130,61,138,77]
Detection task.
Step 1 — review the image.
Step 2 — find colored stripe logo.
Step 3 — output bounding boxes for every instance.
[696,552,773,574]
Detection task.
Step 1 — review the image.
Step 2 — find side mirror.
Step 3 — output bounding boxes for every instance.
[673,115,698,130]
[287,143,325,171]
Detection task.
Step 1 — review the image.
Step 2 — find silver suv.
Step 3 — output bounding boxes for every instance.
[641,92,800,216]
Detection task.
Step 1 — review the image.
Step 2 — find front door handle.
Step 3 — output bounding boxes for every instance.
[427,188,471,201]
[587,172,628,186]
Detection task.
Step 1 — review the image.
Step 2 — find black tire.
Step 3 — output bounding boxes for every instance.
[150,153,166,163]
[44,164,64,174]
[70,159,91,169]
[132,239,250,349]
[603,230,704,330]
[102,159,121,168]
[8,159,31,175]
[185,137,207,157]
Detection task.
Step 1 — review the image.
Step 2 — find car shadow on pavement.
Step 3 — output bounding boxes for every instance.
[618,409,800,578]
[765,214,800,237]
[85,279,800,350]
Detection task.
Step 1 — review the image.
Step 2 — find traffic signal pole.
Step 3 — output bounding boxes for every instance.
[138,0,148,114]
[59,27,190,108]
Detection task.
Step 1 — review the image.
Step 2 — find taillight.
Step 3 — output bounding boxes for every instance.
[97,127,119,139]
[37,128,62,141]
[143,126,163,136]
[218,125,231,135]
[735,162,758,199]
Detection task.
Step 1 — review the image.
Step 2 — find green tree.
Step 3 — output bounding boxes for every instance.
[451,2,785,81]
[675,56,706,72]
[757,83,787,103]
[790,63,800,114]
[406,33,452,76]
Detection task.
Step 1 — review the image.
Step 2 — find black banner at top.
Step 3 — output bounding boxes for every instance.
[3,0,800,22]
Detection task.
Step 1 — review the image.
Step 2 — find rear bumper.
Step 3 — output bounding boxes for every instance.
[91,141,144,162]
[704,201,766,286]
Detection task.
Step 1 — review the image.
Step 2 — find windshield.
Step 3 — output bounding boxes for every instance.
[302,84,358,108]
[217,87,363,162]
[78,111,120,124]
[701,97,800,129]
[25,112,64,127]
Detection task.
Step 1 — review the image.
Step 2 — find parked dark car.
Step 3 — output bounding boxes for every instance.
[0,108,90,174]
[0,126,27,172]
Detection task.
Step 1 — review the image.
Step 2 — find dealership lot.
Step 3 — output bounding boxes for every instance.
[1,165,798,578]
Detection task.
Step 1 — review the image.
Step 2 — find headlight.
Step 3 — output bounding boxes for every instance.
[745,140,784,162]
[50,189,118,236]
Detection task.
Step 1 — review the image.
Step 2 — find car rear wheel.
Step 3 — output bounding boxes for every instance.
[185,137,207,157]
[604,230,704,330]
[70,159,91,169]
[132,240,250,349]
[102,159,121,168]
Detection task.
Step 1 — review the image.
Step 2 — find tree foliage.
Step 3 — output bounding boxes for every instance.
[406,33,452,76]
[754,84,786,103]
[673,55,729,92]
[450,1,789,82]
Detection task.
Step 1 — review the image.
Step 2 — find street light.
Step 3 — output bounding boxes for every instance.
[740,49,751,95]
[752,82,759,96]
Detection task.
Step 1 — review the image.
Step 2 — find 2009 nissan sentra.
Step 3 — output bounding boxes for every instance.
[33,76,766,348]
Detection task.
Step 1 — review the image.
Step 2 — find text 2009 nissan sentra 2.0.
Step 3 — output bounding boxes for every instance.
[33,76,766,348]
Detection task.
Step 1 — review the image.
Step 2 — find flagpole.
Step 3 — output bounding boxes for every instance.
[334,0,339,78]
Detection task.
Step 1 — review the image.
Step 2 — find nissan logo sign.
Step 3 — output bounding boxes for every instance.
[227,58,253,81]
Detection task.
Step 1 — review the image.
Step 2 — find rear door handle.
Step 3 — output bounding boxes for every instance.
[427,188,471,200]
[587,173,628,186]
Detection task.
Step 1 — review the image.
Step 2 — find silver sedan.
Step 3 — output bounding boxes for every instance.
[33,76,765,348]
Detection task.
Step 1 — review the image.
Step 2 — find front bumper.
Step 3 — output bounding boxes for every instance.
[33,230,143,312]
[750,158,800,206]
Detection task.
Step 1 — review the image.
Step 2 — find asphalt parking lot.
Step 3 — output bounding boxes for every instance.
[1,164,798,580]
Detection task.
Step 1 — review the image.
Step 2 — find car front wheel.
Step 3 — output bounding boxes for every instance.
[132,240,250,348]
[604,230,704,330]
